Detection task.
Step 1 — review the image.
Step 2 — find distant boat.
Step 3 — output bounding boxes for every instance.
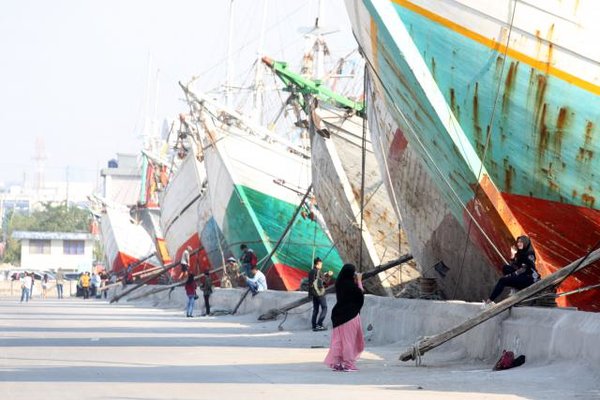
[183,88,344,291]
[100,206,162,276]
[345,0,600,310]
[134,151,172,267]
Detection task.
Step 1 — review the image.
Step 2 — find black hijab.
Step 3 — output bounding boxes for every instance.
[331,264,364,328]
[513,235,536,271]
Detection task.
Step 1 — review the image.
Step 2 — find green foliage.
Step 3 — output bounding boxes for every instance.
[2,202,91,264]
[24,203,91,232]
[3,237,21,266]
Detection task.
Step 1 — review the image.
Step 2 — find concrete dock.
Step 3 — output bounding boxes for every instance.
[1,293,599,399]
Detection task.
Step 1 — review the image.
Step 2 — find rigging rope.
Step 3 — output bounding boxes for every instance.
[451,0,518,298]
[358,64,369,271]
[357,14,513,271]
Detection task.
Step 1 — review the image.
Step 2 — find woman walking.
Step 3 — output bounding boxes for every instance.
[184,274,198,318]
[41,273,49,299]
[324,264,365,372]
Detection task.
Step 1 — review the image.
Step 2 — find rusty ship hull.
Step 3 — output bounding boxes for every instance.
[346,0,600,310]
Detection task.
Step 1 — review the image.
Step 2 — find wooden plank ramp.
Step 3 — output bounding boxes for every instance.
[258,253,413,321]
[399,248,600,362]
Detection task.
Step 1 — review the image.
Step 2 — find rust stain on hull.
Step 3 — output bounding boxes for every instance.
[502,61,519,113]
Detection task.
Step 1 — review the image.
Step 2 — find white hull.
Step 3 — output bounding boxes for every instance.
[311,105,420,295]
[100,207,162,272]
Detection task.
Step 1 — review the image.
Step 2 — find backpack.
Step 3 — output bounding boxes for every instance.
[493,350,515,371]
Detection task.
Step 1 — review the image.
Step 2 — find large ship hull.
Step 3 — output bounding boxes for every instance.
[201,109,344,291]
[345,0,600,310]
[311,105,420,295]
[159,151,223,278]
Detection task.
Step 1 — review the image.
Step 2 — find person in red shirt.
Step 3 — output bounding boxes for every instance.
[184,274,198,318]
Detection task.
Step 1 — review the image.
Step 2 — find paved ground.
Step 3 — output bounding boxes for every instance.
[1,297,598,399]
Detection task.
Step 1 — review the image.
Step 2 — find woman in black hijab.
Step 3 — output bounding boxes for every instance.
[484,235,540,304]
[323,264,365,372]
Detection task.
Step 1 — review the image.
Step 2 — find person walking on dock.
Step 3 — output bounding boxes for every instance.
[309,257,328,331]
[239,244,257,277]
[20,272,32,303]
[245,265,267,296]
[55,268,65,299]
[200,270,213,316]
[41,273,49,299]
[324,264,365,372]
[184,273,198,318]
[484,235,540,306]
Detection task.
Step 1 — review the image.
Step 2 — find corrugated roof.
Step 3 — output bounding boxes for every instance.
[11,231,93,240]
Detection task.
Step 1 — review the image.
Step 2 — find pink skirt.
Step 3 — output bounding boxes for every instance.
[323,314,365,370]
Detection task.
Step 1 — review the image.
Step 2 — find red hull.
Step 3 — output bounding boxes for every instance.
[501,193,600,311]
[172,234,213,280]
[112,252,160,277]
[466,180,600,312]
[266,264,309,291]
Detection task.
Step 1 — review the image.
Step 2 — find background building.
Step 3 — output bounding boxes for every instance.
[11,231,94,272]
[100,153,141,206]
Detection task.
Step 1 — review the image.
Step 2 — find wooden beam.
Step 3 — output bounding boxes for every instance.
[125,266,224,302]
[399,248,600,362]
[110,246,204,303]
[258,253,413,321]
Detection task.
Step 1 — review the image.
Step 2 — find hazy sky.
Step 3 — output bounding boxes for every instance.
[0,0,357,188]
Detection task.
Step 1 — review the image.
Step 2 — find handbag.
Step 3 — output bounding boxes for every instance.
[193,293,199,300]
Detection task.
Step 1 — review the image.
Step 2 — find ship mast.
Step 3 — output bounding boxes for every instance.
[225,0,235,108]
[252,0,268,125]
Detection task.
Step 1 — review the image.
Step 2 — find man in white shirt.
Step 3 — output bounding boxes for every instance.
[245,265,267,296]
[20,272,33,302]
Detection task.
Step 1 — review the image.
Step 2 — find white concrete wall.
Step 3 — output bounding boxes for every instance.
[20,239,94,270]
[120,287,600,367]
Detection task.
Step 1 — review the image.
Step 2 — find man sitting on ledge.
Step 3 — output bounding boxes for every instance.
[245,265,267,296]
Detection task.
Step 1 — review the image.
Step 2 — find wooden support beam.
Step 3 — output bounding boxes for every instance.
[98,253,159,292]
[125,266,224,302]
[399,248,600,362]
[258,253,413,321]
[110,246,204,303]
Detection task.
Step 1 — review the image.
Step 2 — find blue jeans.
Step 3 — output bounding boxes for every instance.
[311,295,328,328]
[20,287,30,302]
[57,284,64,299]
[247,280,259,294]
[242,263,252,277]
[186,295,195,316]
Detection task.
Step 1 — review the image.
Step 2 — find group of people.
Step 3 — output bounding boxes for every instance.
[184,270,213,317]
[17,269,66,302]
[178,235,541,373]
[78,271,111,299]
[182,244,268,318]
